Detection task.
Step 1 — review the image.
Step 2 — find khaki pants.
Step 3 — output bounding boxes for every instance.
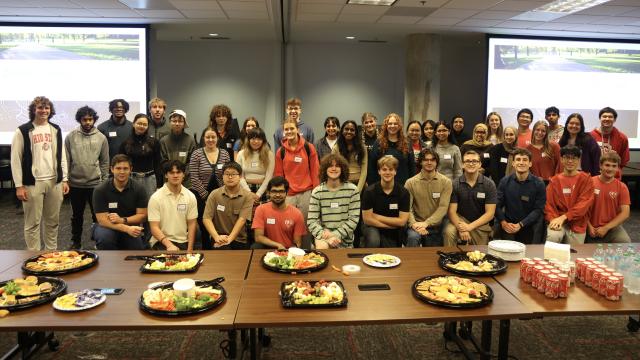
[23,179,64,250]
[443,217,492,246]
[286,190,312,249]
[546,224,586,246]
[588,225,631,244]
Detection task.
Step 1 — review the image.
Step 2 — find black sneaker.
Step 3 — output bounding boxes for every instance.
[68,242,81,250]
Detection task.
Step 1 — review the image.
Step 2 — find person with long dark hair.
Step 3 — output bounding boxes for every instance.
[407,120,427,169]
[202,104,238,155]
[315,116,340,162]
[232,117,259,159]
[421,119,436,147]
[489,126,517,185]
[237,128,274,203]
[361,112,378,153]
[334,120,367,192]
[433,121,462,180]
[451,114,470,145]
[119,113,163,198]
[559,113,601,176]
[367,113,416,185]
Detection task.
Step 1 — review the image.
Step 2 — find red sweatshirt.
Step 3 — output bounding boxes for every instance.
[545,171,594,234]
[590,127,629,178]
[274,136,320,196]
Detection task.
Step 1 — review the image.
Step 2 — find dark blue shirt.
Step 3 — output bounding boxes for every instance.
[451,174,497,222]
[496,173,546,227]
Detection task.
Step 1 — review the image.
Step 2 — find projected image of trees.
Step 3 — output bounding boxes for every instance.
[0,32,139,60]
[494,45,640,73]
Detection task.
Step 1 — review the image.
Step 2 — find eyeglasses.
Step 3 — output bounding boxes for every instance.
[463,160,480,164]
[223,173,240,177]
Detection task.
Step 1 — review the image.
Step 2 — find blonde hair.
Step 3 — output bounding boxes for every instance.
[377,155,399,170]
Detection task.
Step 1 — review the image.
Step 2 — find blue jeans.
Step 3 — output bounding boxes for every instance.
[92,224,146,250]
[406,228,443,247]
[362,224,402,248]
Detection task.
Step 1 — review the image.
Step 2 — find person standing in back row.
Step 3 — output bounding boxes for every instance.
[98,99,132,160]
[273,98,315,150]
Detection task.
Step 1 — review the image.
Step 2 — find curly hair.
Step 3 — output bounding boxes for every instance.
[75,106,99,123]
[378,113,408,155]
[28,96,55,122]
[109,99,130,113]
[209,104,233,134]
[319,153,350,184]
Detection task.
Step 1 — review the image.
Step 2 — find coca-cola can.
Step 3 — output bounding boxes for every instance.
[532,257,543,263]
[598,272,611,296]
[520,259,531,279]
[539,261,549,267]
[578,261,591,282]
[611,273,624,296]
[538,270,551,293]
[524,262,536,283]
[605,276,621,301]
[532,265,544,288]
[544,265,555,271]
[585,264,598,288]
[550,269,562,276]
[557,274,569,298]
[592,269,605,292]
[545,274,560,299]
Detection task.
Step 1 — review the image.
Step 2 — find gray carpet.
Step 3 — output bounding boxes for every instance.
[0,190,639,359]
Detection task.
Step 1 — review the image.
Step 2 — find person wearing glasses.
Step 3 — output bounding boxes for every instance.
[495,148,546,244]
[545,145,594,245]
[251,177,306,249]
[274,98,315,151]
[405,148,452,247]
[159,109,196,186]
[433,121,462,180]
[443,150,497,246]
[460,123,493,172]
[98,99,132,160]
[203,162,253,250]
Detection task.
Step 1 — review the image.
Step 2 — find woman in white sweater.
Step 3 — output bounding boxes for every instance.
[236,128,275,203]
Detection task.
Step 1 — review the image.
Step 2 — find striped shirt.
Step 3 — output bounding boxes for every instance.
[307,181,360,248]
[188,147,231,200]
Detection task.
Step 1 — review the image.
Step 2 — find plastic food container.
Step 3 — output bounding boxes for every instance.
[488,240,526,262]
[173,278,196,298]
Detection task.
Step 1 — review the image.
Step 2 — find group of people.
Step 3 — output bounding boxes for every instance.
[10,96,633,252]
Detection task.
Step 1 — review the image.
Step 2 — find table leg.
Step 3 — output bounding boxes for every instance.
[249,328,257,360]
[443,322,475,360]
[627,315,640,332]
[480,320,492,360]
[498,320,510,360]
[227,330,237,359]
[0,331,56,360]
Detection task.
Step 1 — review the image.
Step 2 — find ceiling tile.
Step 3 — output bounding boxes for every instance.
[496,20,545,28]
[378,15,422,24]
[418,16,461,25]
[456,18,502,27]
[444,0,502,10]
[490,0,549,12]
[120,0,175,10]
[385,6,436,16]
[27,0,80,7]
[606,0,640,5]
[71,0,128,8]
[575,5,638,16]
[620,8,640,17]
[551,14,610,24]
[472,10,520,20]
[300,0,345,4]
[337,13,380,23]
[89,8,142,17]
[56,8,97,16]
[394,0,449,6]
[0,1,37,7]
[341,4,389,15]
[225,10,269,19]
[531,22,574,30]
[592,16,640,25]
[218,1,265,12]
[181,9,226,18]
[297,2,342,14]
[0,7,57,15]
[169,1,222,11]
[134,9,185,18]
[428,8,479,19]
[296,13,337,22]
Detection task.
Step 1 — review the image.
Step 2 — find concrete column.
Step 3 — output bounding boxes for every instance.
[405,34,441,123]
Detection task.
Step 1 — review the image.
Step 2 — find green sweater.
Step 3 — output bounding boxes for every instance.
[307,181,360,248]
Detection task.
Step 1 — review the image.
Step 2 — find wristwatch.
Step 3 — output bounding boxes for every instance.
[123,217,128,225]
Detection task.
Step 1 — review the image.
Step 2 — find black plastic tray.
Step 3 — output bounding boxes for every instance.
[139,279,226,316]
[437,251,507,276]
[261,250,329,274]
[22,251,99,276]
[412,275,494,309]
[280,280,347,308]
[139,253,204,273]
[0,276,67,311]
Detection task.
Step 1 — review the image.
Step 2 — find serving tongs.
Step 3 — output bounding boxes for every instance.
[198,276,225,287]
[437,250,496,266]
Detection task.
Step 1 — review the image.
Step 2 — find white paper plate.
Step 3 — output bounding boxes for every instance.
[362,254,401,268]
[53,291,106,312]
[488,240,526,261]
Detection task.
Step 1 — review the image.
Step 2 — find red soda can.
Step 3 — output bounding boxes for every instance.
[522,261,535,282]
[520,259,530,279]
[605,276,621,301]
[538,270,550,293]
[568,262,576,284]
[532,257,543,263]
[544,265,555,271]
[578,261,591,282]
[531,265,544,288]
[611,273,624,296]
[598,272,611,296]
[545,274,560,299]
[550,269,562,276]
[557,274,569,298]
[592,269,604,292]
[585,264,597,288]
[538,261,549,267]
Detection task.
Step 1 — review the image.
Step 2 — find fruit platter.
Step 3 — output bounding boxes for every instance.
[262,248,328,274]
[140,253,204,273]
[280,280,347,308]
[139,277,226,316]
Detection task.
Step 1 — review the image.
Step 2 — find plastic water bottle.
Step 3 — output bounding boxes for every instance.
[614,244,624,271]
[593,244,604,262]
[604,244,615,268]
[629,259,640,295]
[619,251,631,287]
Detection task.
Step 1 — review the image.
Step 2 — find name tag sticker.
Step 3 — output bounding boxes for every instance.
[483,153,490,158]
[330,202,339,209]
[594,188,601,195]
[520,196,529,202]
[251,161,259,168]
[179,151,187,157]
[443,154,452,160]
[227,143,232,148]
[432,192,441,199]
[266,218,276,225]
[216,204,225,212]
[541,152,547,157]
[477,192,486,199]
[597,141,603,146]
[563,188,571,194]
[216,163,223,169]
[294,156,303,163]
[389,203,398,210]
[108,202,118,209]
[177,204,187,212]
[500,157,508,163]
[108,131,117,137]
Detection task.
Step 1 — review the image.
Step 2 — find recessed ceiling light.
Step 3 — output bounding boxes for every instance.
[209,33,219,37]
[346,36,356,40]
[347,0,396,5]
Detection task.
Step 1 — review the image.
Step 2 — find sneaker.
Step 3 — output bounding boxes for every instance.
[68,242,81,250]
